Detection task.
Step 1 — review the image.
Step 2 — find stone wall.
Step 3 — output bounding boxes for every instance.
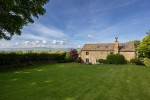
[119,52,135,61]
[81,51,111,64]
[81,51,135,64]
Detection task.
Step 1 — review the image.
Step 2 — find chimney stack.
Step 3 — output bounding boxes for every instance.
[114,37,119,54]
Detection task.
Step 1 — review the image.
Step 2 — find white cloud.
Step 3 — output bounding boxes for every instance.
[77,45,82,48]
[31,23,65,38]
[42,40,47,44]
[11,22,67,42]
[0,42,13,48]
[87,34,95,38]
[17,33,48,41]
[0,39,66,48]
[51,40,65,45]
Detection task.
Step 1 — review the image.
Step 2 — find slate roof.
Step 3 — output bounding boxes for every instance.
[81,43,135,52]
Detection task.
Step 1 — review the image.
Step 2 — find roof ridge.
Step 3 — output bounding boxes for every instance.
[85,43,114,45]
[82,42,135,51]
[85,42,134,44]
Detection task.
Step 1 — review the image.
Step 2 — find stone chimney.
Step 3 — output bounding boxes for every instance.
[114,37,119,54]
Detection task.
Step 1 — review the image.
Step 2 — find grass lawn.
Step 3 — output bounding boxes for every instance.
[0,63,150,100]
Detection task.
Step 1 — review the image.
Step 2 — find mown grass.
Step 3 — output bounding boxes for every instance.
[0,63,150,100]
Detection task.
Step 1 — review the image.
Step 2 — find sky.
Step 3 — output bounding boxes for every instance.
[0,0,150,48]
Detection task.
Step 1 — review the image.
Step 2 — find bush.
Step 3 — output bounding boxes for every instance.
[106,54,127,64]
[98,59,107,64]
[76,57,83,63]
[144,58,150,66]
[65,52,74,62]
[88,62,92,65]
[69,49,79,62]
[130,58,144,65]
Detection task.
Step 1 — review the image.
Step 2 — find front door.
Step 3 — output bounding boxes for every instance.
[86,58,89,64]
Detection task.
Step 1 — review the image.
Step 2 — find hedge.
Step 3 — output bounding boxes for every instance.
[0,52,67,69]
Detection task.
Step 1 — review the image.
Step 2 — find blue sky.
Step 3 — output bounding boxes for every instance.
[1,0,150,48]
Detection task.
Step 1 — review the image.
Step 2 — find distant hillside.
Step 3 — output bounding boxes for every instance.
[0,47,81,51]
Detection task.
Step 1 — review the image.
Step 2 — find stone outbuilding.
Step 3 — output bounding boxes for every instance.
[80,38,135,64]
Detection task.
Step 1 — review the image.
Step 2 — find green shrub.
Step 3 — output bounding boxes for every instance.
[69,49,78,61]
[65,52,74,62]
[98,59,107,64]
[88,62,92,65]
[0,52,67,69]
[144,58,150,66]
[76,57,83,63]
[106,54,127,64]
[130,58,144,65]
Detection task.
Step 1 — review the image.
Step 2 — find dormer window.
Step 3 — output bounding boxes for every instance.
[86,51,89,55]
[105,45,108,48]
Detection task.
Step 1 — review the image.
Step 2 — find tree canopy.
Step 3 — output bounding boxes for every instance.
[137,35,150,58]
[0,0,49,40]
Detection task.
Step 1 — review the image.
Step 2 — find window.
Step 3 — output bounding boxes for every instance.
[86,59,89,64]
[110,52,113,54]
[86,51,89,55]
[105,45,108,48]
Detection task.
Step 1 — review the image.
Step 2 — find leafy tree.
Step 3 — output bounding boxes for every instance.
[69,49,78,61]
[137,35,150,58]
[144,58,150,66]
[0,0,49,40]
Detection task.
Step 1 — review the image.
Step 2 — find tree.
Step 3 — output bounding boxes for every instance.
[137,35,150,58]
[69,49,78,61]
[0,0,49,40]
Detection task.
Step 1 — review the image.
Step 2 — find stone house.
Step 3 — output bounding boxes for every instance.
[80,38,135,64]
